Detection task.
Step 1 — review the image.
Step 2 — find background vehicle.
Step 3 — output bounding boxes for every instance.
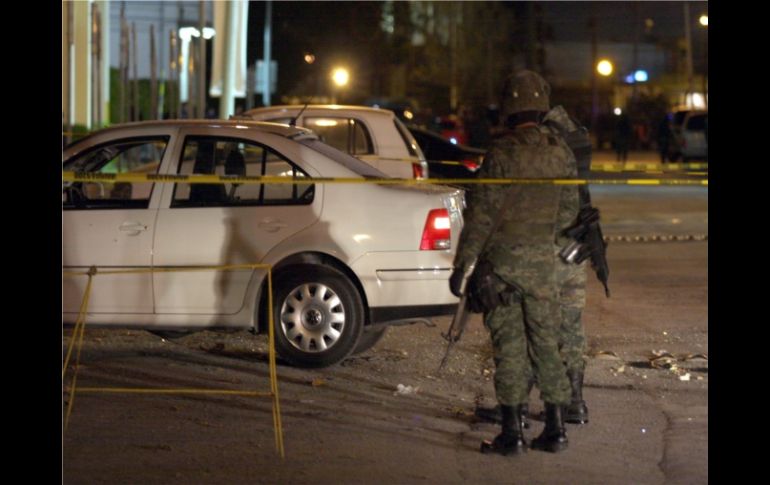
[236,105,429,179]
[678,111,708,161]
[433,115,468,146]
[63,120,463,368]
[407,125,485,179]
[667,108,708,162]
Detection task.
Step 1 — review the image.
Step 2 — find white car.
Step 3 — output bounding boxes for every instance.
[62,120,463,368]
[679,111,708,161]
[236,105,430,179]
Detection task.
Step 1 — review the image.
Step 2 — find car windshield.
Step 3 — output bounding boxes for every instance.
[672,111,689,127]
[299,138,387,178]
[686,114,707,131]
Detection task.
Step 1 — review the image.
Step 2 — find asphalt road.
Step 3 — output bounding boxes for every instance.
[62,177,708,484]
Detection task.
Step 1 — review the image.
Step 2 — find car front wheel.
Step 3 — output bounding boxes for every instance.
[272,266,364,368]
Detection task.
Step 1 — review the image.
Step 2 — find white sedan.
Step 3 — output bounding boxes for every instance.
[236,104,429,179]
[63,120,463,368]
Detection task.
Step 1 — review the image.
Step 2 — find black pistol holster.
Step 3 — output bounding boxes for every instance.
[467,259,522,314]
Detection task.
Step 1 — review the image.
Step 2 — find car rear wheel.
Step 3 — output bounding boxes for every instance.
[273,266,364,368]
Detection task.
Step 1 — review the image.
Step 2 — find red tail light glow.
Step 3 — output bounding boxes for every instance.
[420,208,451,250]
[412,163,426,179]
[461,159,480,171]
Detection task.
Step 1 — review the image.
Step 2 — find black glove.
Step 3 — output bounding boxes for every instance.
[449,267,465,297]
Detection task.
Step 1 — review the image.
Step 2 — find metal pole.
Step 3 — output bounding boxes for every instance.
[132,22,139,121]
[151,24,158,120]
[589,16,598,131]
[119,3,127,123]
[65,0,73,139]
[198,1,207,117]
[170,30,179,119]
[683,2,694,106]
[189,38,196,117]
[262,0,273,106]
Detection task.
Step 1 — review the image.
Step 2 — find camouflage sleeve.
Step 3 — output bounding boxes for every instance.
[453,145,506,270]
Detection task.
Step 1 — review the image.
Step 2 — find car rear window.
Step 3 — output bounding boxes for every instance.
[394,118,420,157]
[299,139,386,178]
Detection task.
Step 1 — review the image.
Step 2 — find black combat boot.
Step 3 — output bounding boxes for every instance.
[475,377,534,428]
[474,403,530,429]
[564,368,589,424]
[480,404,528,456]
[531,402,568,453]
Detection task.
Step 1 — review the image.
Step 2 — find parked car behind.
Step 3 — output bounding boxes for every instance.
[63,120,463,368]
[235,105,429,179]
[433,115,468,146]
[407,125,485,180]
[679,111,708,161]
[667,108,708,162]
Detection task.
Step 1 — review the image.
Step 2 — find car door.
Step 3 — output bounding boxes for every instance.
[152,128,321,316]
[63,135,171,315]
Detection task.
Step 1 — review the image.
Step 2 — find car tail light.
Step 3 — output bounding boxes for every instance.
[412,163,426,179]
[420,208,451,250]
[461,158,481,172]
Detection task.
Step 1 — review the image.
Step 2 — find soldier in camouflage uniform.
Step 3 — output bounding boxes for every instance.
[474,105,594,428]
[543,106,592,425]
[450,70,576,455]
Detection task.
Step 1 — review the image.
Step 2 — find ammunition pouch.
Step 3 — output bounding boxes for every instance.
[466,259,522,313]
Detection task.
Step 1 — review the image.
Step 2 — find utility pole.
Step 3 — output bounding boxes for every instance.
[198,1,207,117]
[262,0,272,107]
[589,16,598,131]
[65,0,73,138]
[150,24,158,120]
[683,2,694,106]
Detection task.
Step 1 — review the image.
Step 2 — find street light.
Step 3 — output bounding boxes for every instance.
[331,67,349,104]
[331,67,349,87]
[597,59,614,77]
[699,14,708,27]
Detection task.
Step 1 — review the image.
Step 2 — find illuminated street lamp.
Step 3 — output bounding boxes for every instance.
[597,59,614,77]
[699,14,708,27]
[331,67,350,87]
[330,67,350,104]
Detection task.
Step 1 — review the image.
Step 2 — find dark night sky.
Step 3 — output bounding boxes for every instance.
[540,1,708,43]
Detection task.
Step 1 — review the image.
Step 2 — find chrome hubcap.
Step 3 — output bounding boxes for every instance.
[280,283,345,353]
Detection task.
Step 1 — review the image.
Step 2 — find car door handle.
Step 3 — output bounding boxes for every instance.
[258,219,288,233]
[119,221,148,236]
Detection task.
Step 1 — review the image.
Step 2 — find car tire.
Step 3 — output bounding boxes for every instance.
[272,265,364,368]
[352,326,388,354]
[149,330,194,340]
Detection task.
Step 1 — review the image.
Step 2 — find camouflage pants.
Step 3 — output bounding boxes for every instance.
[556,255,587,373]
[484,289,572,406]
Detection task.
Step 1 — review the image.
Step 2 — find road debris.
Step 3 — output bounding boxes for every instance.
[394,384,419,396]
[311,378,327,387]
[591,350,621,360]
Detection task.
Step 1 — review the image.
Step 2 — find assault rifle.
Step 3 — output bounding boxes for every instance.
[438,261,476,372]
[560,205,611,297]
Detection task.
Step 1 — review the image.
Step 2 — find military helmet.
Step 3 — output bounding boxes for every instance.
[504,70,551,116]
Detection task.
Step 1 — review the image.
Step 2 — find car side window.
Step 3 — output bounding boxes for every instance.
[171,136,314,208]
[62,137,167,210]
[303,117,374,156]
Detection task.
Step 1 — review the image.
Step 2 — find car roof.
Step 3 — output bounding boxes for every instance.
[81,119,315,139]
[241,104,396,119]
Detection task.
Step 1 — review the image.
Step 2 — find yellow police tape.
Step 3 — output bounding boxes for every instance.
[62,264,284,458]
[62,171,708,187]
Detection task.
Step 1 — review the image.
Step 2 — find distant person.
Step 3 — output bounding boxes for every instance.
[613,114,632,162]
[465,104,491,149]
[656,115,673,163]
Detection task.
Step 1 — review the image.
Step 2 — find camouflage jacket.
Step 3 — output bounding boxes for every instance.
[454,119,578,277]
